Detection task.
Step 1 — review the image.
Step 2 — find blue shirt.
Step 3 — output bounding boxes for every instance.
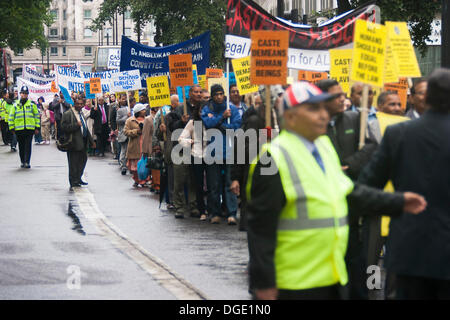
[349,105,377,122]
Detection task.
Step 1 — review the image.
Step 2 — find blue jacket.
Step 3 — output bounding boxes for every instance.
[201,100,241,161]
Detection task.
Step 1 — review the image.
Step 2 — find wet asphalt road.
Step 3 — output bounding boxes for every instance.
[0,141,250,300]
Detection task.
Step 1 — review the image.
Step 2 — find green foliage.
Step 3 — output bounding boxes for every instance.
[90,0,226,68]
[349,0,441,57]
[0,0,53,52]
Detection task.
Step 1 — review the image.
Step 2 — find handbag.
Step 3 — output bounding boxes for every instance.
[137,155,149,180]
[148,150,164,170]
[56,133,73,152]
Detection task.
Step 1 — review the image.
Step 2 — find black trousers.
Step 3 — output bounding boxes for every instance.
[16,130,34,164]
[96,124,109,154]
[396,275,450,300]
[67,148,88,186]
[277,285,342,300]
[0,120,9,144]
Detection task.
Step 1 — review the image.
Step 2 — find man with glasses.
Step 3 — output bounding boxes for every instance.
[405,78,427,120]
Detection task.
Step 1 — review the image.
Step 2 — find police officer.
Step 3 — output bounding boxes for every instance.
[0,89,10,145]
[8,86,40,168]
[246,82,427,300]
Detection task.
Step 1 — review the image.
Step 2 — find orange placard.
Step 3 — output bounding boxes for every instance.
[384,77,408,110]
[250,30,289,85]
[206,68,223,79]
[89,77,102,94]
[168,53,193,88]
[50,81,59,93]
[298,70,329,84]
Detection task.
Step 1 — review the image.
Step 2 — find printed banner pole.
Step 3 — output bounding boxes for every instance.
[182,90,187,115]
[359,85,369,150]
[226,59,230,124]
[161,112,167,142]
[126,90,130,113]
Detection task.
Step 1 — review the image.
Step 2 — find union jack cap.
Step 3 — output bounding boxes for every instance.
[283,81,333,109]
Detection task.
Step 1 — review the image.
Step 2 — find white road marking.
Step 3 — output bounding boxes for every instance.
[74,187,208,300]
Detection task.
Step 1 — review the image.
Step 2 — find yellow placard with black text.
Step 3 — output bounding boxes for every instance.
[351,19,387,88]
[147,76,171,108]
[231,56,259,95]
[329,49,353,95]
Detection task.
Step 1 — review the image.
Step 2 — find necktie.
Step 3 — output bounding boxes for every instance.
[312,145,326,173]
[101,106,106,124]
[79,111,87,137]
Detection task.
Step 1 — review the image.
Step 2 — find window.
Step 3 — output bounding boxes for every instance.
[124,28,132,37]
[50,9,58,20]
[84,28,93,38]
[62,47,66,56]
[49,28,58,37]
[50,47,58,56]
[63,10,67,20]
[84,9,91,19]
[124,10,131,19]
[17,48,24,56]
[104,28,112,38]
[85,47,92,56]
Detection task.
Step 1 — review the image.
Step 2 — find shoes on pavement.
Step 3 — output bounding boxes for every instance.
[80,180,88,186]
[167,204,176,211]
[71,183,81,188]
[227,217,237,225]
[200,214,207,221]
[121,169,127,175]
[46,141,50,145]
[20,163,25,168]
[133,182,140,188]
[190,210,200,218]
[24,163,30,169]
[11,147,16,152]
[175,212,184,219]
[210,216,221,224]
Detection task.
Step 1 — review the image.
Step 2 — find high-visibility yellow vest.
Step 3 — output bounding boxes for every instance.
[247,131,354,290]
[376,112,410,236]
[8,99,40,131]
[0,98,6,120]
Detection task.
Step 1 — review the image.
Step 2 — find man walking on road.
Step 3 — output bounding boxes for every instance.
[8,86,40,169]
[61,96,95,190]
[358,68,450,299]
[246,81,427,300]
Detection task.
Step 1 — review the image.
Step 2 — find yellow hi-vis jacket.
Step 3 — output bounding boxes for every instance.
[0,98,7,120]
[8,99,40,131]
[247,131,354,290]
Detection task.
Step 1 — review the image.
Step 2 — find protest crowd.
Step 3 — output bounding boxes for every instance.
[0,0,449,301]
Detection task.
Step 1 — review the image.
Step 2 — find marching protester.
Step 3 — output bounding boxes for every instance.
[358,68,450,299]
[229,84,248,117]
[246,81,427,300]
[40,103,52,145]
[108,93,120,160]
[201,84,241,225]
[167,85,203,219]
[90,96,110,157]
[82,99,96,156]
[124,103,148,188]
[117,95,135,175]
[8,86,40,169]
[0,89,11,145]
[34,97,44,145]
[348,82,377,122]
[61,95,95,190]
[49,93,70,140]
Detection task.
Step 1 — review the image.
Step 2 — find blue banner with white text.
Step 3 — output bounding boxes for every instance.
[120,32,210,88]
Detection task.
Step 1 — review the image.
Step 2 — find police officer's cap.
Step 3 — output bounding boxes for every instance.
[20,86,29,94]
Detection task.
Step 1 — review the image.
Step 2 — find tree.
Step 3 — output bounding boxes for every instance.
[0,0,53,53]
[336,0,441,57]
[91,0,226,67]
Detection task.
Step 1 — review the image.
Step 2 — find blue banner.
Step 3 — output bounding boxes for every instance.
[59,85,74,105]
[120,32,210,88]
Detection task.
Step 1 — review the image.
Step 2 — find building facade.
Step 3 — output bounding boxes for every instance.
[254,0,337,19]
[11,0,155,79]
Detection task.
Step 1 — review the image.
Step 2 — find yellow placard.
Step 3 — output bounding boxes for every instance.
[147,76,171,108]
[329,48,353,95]
[385,21,421,78]
[134,90,140,102]
[231,56,259,95]
[384,38,399,84]
[351,19,387,88]
[207,77,228,96]
[198,75,207,89]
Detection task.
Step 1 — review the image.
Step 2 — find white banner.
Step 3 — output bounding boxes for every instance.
[55,65,119,93]
[225,34,352,72]
[16,77,56,104]
[109,69,142,93]
[22,65,55,86]
[107,48,121,70]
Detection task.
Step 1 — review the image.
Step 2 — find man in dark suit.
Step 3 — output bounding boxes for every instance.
[61,96,95,190]
[405,78,427,120]
[359,68,450,299]
[90,96,110,157]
